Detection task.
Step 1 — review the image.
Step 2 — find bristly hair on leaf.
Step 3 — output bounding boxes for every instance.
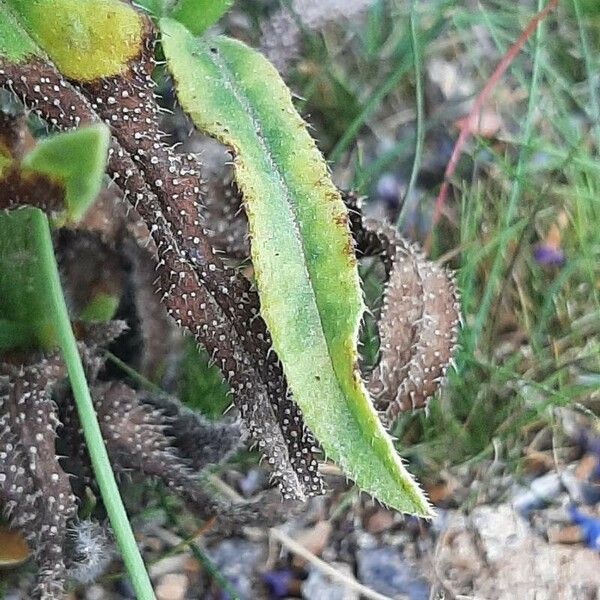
[0,3,322,501]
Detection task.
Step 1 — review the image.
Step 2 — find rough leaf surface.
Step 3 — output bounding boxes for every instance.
[0,356,76,599]
[0,9,322,500]
[161,21,431,515]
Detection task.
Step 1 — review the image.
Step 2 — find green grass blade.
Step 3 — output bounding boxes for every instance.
[29,208,156,600]
[472,0,546,342]
[327,16,445,164]
[397,0,424,227]
[160,19,431,515]
[572,0,600,152]
[0,208,155,599]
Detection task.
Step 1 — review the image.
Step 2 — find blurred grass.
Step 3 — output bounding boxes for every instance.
[276,0,600,480]
[178,336,231,419]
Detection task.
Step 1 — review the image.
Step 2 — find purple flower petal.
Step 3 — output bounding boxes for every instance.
[533,244,565,267]
[262,569,294,599]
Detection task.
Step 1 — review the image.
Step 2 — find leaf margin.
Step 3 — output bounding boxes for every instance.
[160,18,432,516]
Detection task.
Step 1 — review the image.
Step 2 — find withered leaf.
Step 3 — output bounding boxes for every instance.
[345,193,461,419]
[0,111,65,214]
[0,355,76,599]
[0,29,322,499]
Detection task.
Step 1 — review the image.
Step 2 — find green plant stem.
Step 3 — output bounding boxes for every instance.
[397,0,424,228]
[105,350,165,394]
[34,210,155,600]
[189,543,242,600]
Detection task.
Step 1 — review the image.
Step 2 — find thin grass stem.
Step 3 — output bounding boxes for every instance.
[472,0,547,342]
[572,0,600,153]
[397,0,424,228]
[189,543,243,600]
[35,210,155,600]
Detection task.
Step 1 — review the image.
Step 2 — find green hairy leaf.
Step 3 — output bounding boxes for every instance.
[0,125,109,348]
[171,0,233,35]
[2,0,143,80]
[22,124,110,221]
[0,2,43,63]
[133,0,232,34]
[160,18,431,515]
[132,0,165,18]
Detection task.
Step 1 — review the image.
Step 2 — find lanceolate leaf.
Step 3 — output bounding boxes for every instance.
[161,19,431,515]
[0,21,322,501]
[3,0,144,81]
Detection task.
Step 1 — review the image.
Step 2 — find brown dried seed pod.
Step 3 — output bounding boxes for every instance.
[365,221,424,407]
[137,392,244,472]
[89,381,293,529]
[387,260,460,418]
[153,229,310,499]
[176,156,319,493]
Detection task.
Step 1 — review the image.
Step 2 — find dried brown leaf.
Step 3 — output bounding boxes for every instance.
[345,192,461,419]
[0,46,323,499]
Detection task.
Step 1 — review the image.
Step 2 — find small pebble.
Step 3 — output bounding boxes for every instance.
[156,573,189,600]
[357,547,429,600]
[302,562,358,600]
[84,585,106,600]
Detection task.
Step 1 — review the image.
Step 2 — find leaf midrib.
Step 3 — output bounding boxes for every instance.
[204,37,349,395]
[202,40,414,500]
